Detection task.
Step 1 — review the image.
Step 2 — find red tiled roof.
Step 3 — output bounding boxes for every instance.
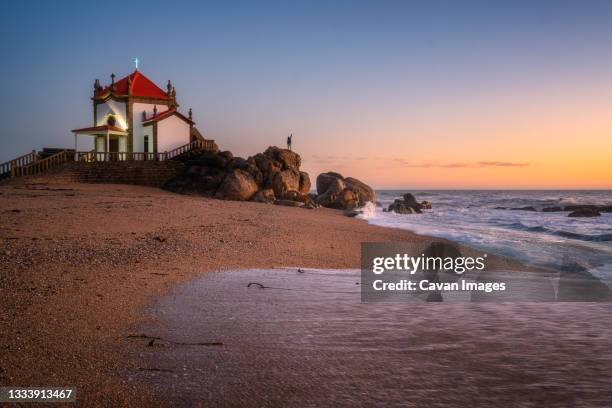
[95,70,169,100]
[142,108,194,125]
[71,125,127,133]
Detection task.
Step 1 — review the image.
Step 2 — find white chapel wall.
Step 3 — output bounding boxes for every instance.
[157,116,191,152]
[132,102,169,152]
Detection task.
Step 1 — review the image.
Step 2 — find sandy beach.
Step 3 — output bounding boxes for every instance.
[1,177,611,407]
[0,177,473,406]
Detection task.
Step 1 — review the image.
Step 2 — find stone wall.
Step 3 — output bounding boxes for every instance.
[55,161,185,187]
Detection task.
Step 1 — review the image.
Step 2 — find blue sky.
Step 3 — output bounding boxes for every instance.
[1,1,611,187]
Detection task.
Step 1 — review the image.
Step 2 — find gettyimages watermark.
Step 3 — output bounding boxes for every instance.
[361,242,612,303]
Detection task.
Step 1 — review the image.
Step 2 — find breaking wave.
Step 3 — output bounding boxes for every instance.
[365,190,612,279]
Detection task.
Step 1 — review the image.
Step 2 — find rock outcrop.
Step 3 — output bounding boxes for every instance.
[386,193,432,215]
[164,146,316,208]
[315,172,375,210]
[165,146,379,212]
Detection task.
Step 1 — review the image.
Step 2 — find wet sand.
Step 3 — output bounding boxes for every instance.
[135,268,612,408]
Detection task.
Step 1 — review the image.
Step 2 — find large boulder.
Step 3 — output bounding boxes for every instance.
[344,177,376,206]
[299,172,311,194]
[199,167,227,193]
[315,176,346,207]
[218,150,234,166]
[272,169,300,198]
[315,172,375,210]
[231,157,263,185]
[283,190,317,206]
[336,188,359,210]
[263,146,301,171]
[187,150,230,169]
[316,172,344,194]
[214,169,258,201]
[251,153,282,188]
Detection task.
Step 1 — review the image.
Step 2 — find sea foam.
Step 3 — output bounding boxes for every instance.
[364,190,612,281]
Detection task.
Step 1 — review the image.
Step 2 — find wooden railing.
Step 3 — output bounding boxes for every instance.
[77,151,164,162]
[76,139,216,163]
[1,138,217,181]
[165,138,215,160]
[76,149,95,162]
[12,150,72,178]
[0,150,38,180]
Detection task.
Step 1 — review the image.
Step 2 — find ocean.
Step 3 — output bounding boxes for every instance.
[361,190,612,281]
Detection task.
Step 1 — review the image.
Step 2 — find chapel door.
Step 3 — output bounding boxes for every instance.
[109,138,119,161]
[109,138,119,152]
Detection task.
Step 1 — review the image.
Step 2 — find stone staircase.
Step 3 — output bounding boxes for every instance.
[0,138,216,186]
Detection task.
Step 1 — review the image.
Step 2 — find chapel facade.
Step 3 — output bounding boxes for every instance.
[72,69,199,157]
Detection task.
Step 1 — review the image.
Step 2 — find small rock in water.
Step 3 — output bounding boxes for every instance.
[568,208,601,218]
[542,206,563,212]
[510,206,537,212]
[385,193,433,214]
[564,204,611,213]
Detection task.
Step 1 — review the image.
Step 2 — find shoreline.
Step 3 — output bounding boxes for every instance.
[0,178,544,406]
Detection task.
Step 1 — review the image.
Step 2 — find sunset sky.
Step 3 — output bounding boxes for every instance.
[1,1,611,189]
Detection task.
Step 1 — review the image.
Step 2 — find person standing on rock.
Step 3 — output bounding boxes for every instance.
[287,133,293,151]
